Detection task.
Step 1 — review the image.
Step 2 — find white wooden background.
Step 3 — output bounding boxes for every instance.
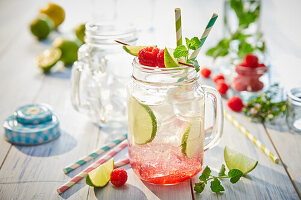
[0,0,301,199]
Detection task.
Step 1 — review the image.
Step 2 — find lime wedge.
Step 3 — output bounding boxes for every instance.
[122,45,149,56]
[86,158,114,187]
[128,97,157,145]
[181,118,203,158]
[164,47,180,68]
[36,48,61,73]
[224,146,258,174]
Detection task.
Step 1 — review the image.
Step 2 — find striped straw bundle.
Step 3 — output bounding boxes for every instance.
[63,134,127,173]
[224,111,279,163]
[57,140,129,194]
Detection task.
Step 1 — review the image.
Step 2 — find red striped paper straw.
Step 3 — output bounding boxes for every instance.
[57,140,128,194]
[114,158,130,168]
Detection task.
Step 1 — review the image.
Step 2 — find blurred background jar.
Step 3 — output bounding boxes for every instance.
[71,23,137,128]
[286,87,301,134]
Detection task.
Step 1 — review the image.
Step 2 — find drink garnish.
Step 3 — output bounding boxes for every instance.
[86,158,114,187]
[128,97,157,145]
[194,146,258,194]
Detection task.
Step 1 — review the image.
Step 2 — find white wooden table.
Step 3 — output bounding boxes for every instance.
[0,0,301,199]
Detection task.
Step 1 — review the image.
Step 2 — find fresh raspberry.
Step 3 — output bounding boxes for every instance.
[110,168,128,187]
[157,49,165,68]
[258,63,266,67]
[244,54,258,68]
[238,62,249,67]
[138,47,159,67]
[250,80,264,92]
[216,80,229,95]
[227,96,244,112]
[213,74,225,83]
[233,77,248,91]
[200,67,211,78]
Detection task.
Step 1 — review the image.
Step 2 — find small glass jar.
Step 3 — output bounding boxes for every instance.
[71,23,137,127]
[286,87,301,134]
[230,63,269,102]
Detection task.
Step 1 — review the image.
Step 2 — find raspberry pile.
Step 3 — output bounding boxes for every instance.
[110,168,128,187]
[138,47,165,68]
[232,54,267,92]
[212,74,229,95]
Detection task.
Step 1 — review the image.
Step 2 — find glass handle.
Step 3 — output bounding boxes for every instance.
[202,85,224,151]
[71,61,84,111]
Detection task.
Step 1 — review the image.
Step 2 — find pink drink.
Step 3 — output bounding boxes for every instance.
[129,143,203,184]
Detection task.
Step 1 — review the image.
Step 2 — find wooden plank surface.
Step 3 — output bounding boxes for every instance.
[1,0,301,199]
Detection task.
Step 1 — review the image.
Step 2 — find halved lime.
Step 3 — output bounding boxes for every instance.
[128,97,157,145]
[122,45,149,56]
[53,37,81,66]
[36,48,61,73]
[181,118,203,158]
[86,158,114,187]
[224,146,258,174]
[164,47,180,68]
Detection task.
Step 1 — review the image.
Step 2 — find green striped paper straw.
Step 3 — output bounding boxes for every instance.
[175,8,182,46]
[189,13,218,60]
[63,133,127,173]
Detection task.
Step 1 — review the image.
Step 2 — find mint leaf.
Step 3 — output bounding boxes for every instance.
[186,37,201,50]
[205,39,230,60]
[218,164,226,176]
[174,45,188,58]
[228,169,243,183]
[187,59,200,72]
[199,166,211,183]
[210,178,225,193]
[194,182,206,193]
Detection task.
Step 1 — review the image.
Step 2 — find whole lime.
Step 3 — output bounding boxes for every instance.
[74,23,86,43]
[53,38,81,66]
[30,14,54,40]
[40,2,65,28]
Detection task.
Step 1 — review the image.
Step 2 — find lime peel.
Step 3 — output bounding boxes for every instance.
[128,97,157,145]
[224,146,258,175]
[85,158,114,187]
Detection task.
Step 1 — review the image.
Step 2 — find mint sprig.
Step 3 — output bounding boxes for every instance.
[173,37,201,72]
[194,164,244,194]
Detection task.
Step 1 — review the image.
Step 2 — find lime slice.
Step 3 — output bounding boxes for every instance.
[86,158,114,187]
[224,146,258,174]
[122,45,149,56]
[181,118,203,158]
[164,47,180,68]
[128,97,157,145]
[36,48,61,73]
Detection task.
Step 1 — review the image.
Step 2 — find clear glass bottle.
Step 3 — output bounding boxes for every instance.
[286,87,301,134]
[71,23,137,127]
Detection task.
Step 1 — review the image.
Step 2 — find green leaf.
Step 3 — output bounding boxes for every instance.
[218,164,226,176]
[187,59,200,72]
[205,39,230,59]
[199,166,211,183]
[194,182,206,193]
[228,169,243,184]
[210,178,225,193]
[174,45,188,58]
[186,37,201,50]
[238,41,254,58]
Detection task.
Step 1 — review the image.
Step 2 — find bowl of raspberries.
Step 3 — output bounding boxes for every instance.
[231,54,268,93]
